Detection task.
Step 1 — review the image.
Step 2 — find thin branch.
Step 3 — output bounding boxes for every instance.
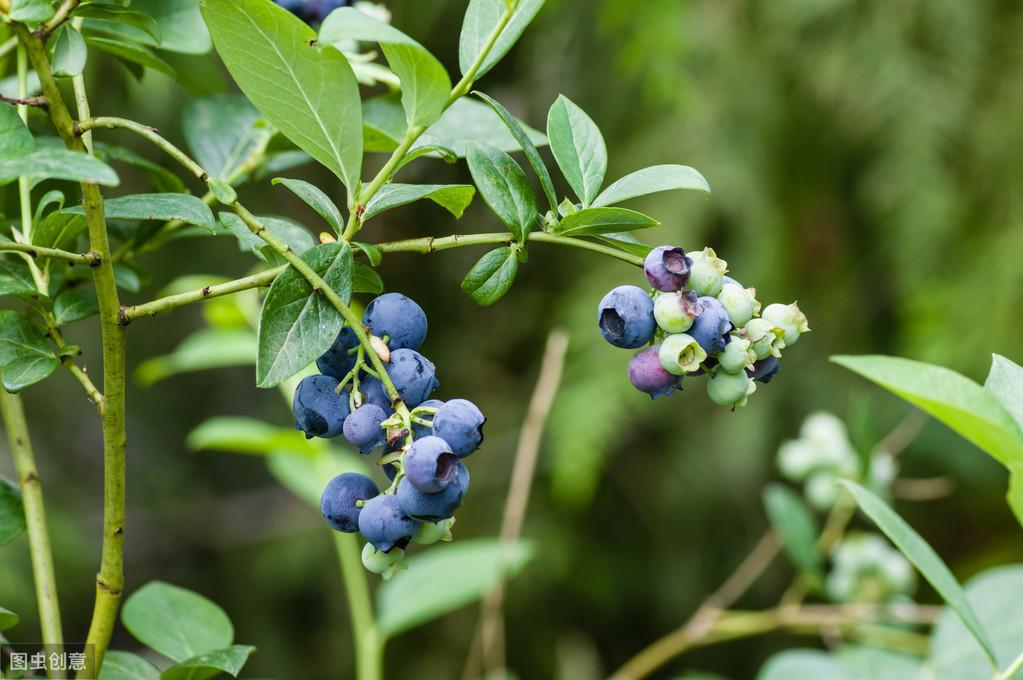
[0,241,100,265]
[37,0,81,38]
[77,117,208,181]
[376,232,644,267]
[119,266,285,324]
[0,93,48,110]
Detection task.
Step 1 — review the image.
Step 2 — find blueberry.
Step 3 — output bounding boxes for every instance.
[707,369,755,407]
[316,325,359,379]
[717,335,755,374]
[274,0,347,24]
[396,461,469,521]
[320,473,379,533]
[404,436,459,493]
[343,404,388,453]
[658,333,706,375]
[717,282,760,327]
[744,318,785,360]
[386,348,439,407]
[357,494,418,551]
[762,302,810,347]
[361,542,406,579]
[685,248,728,297]
[644,246,691,292]
[357,376,392,410]
[597,285,656,349]
[689,296,732,355]
[432,399,485,457]
[653,290,702,334]
[293,375,350,439]
[748,356,781,383]
[364,293,428,351]
[628,346,681,399]
[411,399,444,439]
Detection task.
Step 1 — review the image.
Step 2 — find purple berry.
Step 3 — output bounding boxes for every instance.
[293,375,350,439]
[689,296,732,355]
[432,399,485,457]
[748,356,781,384]
[320,472,378,533]
[343,404,387,453]
[644,246,691,292]
[357,494,418,552]
[404,436,459,493]
[597,285,656,349]
[628,346,681,399]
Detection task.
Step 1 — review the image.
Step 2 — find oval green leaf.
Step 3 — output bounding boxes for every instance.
[593,164,711,207]
[546,94,606,206]
[763,483,821,579]
[122,581,234,663]
[460,246,518,307]
[466,142,536,242]
[555,206,658,236]
[0,479,26,547]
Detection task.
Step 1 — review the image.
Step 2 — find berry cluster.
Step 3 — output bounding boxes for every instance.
[597,245,809,406]
[826,532,916,604]
[293,293,486,577]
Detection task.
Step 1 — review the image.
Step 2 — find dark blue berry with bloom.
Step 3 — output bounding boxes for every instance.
[294,375,349,439]
[432,399,485,457]
[689,296,732,355]
[343,404,387,453]
[358,494,418,552]
[396,461,469,522]
[403,436,459,493]
[316,325,359,380]
[597,285,656,349]
[386,348,439,407]
[364,292,428,350]
[321,473,378,533]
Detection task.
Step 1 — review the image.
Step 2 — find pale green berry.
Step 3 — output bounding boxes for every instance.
[361,543,407,579]
[717,334,756,374]
[778,440,818,481]
[685,247,728,297]
[653,291,701,333]
[762,302,810,347]
[804,471,840,511]
[414,517,455,545]
[868,450,898,490]
[658,333,707,375]
[743,318,785,359]
[707,369,755,407]
[717,282,760,327]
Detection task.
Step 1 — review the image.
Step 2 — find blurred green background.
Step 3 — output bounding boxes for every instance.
[2,0,1023,678]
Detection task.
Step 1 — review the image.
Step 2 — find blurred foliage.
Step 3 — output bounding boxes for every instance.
[2,0,1023,679]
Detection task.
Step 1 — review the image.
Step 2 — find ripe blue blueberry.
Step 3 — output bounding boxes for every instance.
[364,292,428,351]
[748,356,781,383]
[316,325,359,379]
[653,290,702,333]
[343,404,388,453]
[274,0,347,25]
[386,348,439,407]
[320,473,378,533]
[404,436,459,493]
[411,399,444,439]
[357,494,418,551]
[432,399,486,457]
[357,376,392,411]
[293,375,350,439]
[597,285,656,349]
[762,302,810,347]
[644,246,691,292]
[658,333,707,375]
[396,461,469,522]
[707,369,755,407]
[628,346,681,399]
[689,296,733,355]
[717,282,760,327]
[685,248,728,297]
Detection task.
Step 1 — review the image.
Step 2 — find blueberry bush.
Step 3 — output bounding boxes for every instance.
[0,1,1021,679]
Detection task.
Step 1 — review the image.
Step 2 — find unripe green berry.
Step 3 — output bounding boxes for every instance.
[804,471,840,511]
[743,318,785,359]
[413,517,455,545]
[717,283,760,327]
[685,247,728,297]
[653,291,701,333]
[716,334,756,374]
[658,333,707,375]
[762,302,810,347]
[707,369,755,407]
[361,543,407,579]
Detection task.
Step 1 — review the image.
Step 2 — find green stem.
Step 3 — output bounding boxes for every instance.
[377,231,644,266]
[17,25,127,674]
[996,649,1023,680]
[119,266,285,324]
[0,35,17,59]
[78,117,207,180]
[48,324,104,410]
[70,17,92,154]
[0,241,101,265]
[333,533,384,680]
[0,391,64,651]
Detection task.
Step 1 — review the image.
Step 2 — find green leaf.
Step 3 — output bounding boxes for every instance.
[54,288,100,325]
[207,179,237,205]
[985,355,1023,432]
[113,264,142,294]
[594,232,654,258]
[593,164,711,207]
[836,647,923,680]
[0,478,26,547]
[763,484,821,579]
[839,481,997,667]
[474,91,557,210]
[218,213,315,262]
[547,95,607,205]
[66,194,215,232]
[183,94,261,180]
[466,142,536,242]
[122,581,234,663]
[51,25,89,78]
[460,247,518,307]
[555,206,658,236]
[0,605,19,632]
[320,8,451,128]
[84,37,176,78]
[757,650,850,680]
[353,262,383,295]
[415,97,548,158]
[458,0,545,80]
[272,177,344,235]
[131,0,212,55]
[0,147,119,187]
[160,645,255,680]
[929,565,1023,677]
[0,104,34,158]
[256,242,353,387]
[9,0,54,23]
[97,651,160,680]
[0,311,59,393]
[832,355,1023,467]
[377,539,533,638]
[75,4,162,43]
[188,416,319,456]
[95,143,188,194]
[353,241,383,267]
[0,260,40,299]
[202,0,363,192]
[32,212,87,250]
[136,329,256,386]
[363,184,476,221]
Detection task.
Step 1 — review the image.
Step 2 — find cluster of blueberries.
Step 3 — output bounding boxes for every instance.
[274,0,349,25]
[293,293,486,577]
[597,245,809,407]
